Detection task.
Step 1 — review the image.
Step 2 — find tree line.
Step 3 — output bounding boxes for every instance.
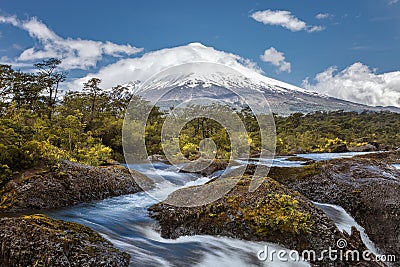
[0,59,136,184]
[1,58,400,184]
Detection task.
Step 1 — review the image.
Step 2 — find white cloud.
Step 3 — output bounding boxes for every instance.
[308,25,326,32]
[260,47,291,73]
[67,42,265,90]
[389,0,399,5]
[315,13,333,19]
[250,10,325,33]
[0,15,19,26]
[0,15,143,70]
[303,62,400,107]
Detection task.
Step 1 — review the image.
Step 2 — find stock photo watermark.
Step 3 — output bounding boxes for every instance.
[122,62,276,207]
[257,239,397,264]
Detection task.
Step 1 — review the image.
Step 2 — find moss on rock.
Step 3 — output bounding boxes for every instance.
[0,214,130,267]
[0,160,153,212]
[265,152,400,265]
[150,176,346,260]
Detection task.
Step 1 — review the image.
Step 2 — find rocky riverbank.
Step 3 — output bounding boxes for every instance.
[0,160,154,266]
[0,214,130,267]
[149,174,385,266]
[148,152,400,266]
[267,151,400,265]
[0,160,153,212]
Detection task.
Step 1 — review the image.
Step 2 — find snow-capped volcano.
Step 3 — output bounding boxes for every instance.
[137,61,298,93]
[131,61,399,115]
[73,43,399,115]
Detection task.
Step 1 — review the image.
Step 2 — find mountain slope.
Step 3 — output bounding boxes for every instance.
[127,61,400,115]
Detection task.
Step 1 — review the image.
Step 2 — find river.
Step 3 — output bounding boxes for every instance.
[46,152,378,267]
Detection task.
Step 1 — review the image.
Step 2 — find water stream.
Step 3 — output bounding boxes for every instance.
[46,152,379,267]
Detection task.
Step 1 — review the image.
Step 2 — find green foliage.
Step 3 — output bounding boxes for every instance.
[0,164,12,186]
[1,61,400,180]
[274,110,400,154]
[34,58,67,118]
[0,103,113,174]
[224,193,312,235]
[0,61,120,175]
[75,143,112,166]
[249,194,312,235]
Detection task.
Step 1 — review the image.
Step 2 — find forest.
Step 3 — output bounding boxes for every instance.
[1,59,400,183]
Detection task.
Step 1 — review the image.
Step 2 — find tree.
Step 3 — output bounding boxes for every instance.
[0,65,44,113]
[83,78,103,122]
[12,71,44,111]
[34,58,67,118]
[108,85,133,117]
[0,65,15,112]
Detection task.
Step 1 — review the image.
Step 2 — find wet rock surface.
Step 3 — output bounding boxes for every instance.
[178,159,228,176]
[0,160,153,212]
[348,144,378,152]
[0,160,151,266]
[0,214,130,267]
[149,175,385,266]
[268,151,400,266]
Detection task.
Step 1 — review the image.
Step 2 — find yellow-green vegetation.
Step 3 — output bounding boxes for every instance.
[275,111,400,154]
[0,164,12,185]
[0,214,130,267]
[0,190,17,209]
[222,177,313,235]
[151,108,400,160]
[2,59,400,182]
[150,176,315,241]
[21,214,108,246]
[247,194,311,234]
[224,193,312,235]
[0,59,135,180]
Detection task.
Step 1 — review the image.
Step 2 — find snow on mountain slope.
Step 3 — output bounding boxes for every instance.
[131,61,400,115]
[71,43,399,115]
[71,43,307,94]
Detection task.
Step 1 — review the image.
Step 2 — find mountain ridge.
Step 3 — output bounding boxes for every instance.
[116,61,400,115]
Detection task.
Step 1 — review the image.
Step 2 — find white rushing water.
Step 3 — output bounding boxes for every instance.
[47,152,380,267]
[295,151,376,162]
[393,163,400,170]
[314,203,379,255]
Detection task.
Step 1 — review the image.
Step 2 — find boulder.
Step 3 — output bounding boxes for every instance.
[178,159,228,176]
[267,152,400,265]
[348,144,377,152]
[0,214,130,267]
[149,175,384,266]
[330,143,349,153]
[0,160,153,212]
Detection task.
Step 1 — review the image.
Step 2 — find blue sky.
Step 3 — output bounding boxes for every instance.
[1,0,400,106]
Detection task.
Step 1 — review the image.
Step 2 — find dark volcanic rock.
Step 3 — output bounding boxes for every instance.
[348,144,377,152]
[149,176,384,266]
[286,156,314,162]
[179,159,228,176]
[267,152,400,266]
[330,144,349,153]
[0,160,153,212]
[0,214,130,267]
[286,156,316,165]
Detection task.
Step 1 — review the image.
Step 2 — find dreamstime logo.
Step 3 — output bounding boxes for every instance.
[122,62,276,207]
[257,239,397,263]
